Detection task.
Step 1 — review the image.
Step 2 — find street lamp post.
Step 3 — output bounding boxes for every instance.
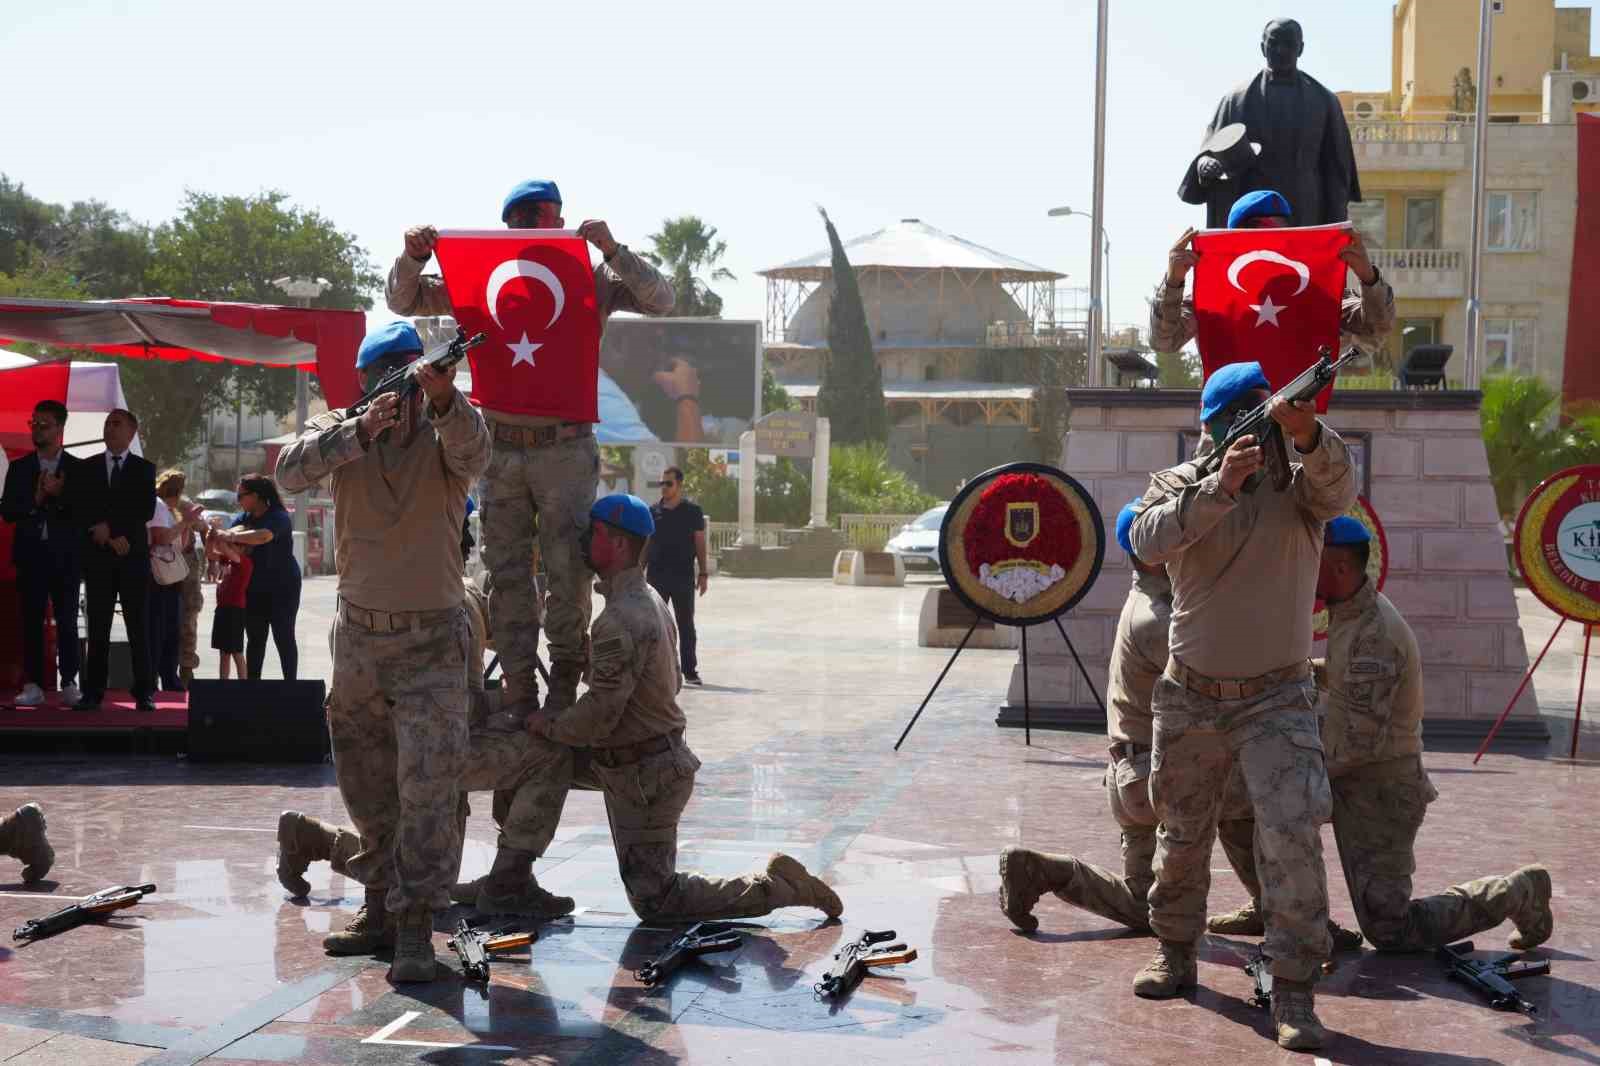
[271,276,331,542]
[1047,206,1112,353]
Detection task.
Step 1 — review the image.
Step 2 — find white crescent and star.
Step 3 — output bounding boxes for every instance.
[1226,250,1310,328]
[485,258,566,369]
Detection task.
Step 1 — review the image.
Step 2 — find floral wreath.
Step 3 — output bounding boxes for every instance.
[962,472,1083,603]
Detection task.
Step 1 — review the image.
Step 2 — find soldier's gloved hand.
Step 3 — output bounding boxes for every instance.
[404,225,438,262]
[1217,434,1263,496]
[1167,227,1199,287]
[1195,155,1224,186]
[359,391,402,442]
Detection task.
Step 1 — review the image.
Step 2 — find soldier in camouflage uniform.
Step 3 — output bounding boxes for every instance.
[1128,361,1354,1051]
[388,180,674,721]
[0,803,54,883]
[1208,517,1553,954]
[998,502,1358,945]
[450,494,842,924]
[275,321,490,983]
[1148,190,1395,357]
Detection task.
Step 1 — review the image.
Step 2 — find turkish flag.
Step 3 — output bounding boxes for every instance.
[433,229,601,421]
[1193,223,1352,411]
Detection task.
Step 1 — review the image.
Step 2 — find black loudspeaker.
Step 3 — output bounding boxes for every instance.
[187,679,330,763]
[1400,343,1453,388]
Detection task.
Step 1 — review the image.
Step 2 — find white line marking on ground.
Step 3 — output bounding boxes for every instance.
[361,1010,516,1051]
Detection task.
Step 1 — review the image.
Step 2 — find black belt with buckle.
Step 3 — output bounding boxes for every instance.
[591,731,679,768]
[1109,741,1150,761]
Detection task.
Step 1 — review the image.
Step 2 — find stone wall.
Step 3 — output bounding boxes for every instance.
[1001,388,1546,741]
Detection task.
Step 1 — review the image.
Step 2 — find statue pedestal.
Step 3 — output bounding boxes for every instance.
[999,387,1549,745]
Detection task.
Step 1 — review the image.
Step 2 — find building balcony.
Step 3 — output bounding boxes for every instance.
[1371,247,1464,299]
[1349,120,1467,170]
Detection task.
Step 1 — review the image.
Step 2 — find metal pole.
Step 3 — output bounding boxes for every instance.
[1104,235,1112,345]
[233,388,242,485]
[1086,0,1109,386]
[1463,0,1494,388]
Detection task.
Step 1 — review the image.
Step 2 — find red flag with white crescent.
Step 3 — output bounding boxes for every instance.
[433,229,601,421]
[1192,223,1352,411]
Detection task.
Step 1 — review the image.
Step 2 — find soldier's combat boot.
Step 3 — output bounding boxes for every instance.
[323,888,396,955]
[543,659,584,714]
[390,905,438,983]
[998,847,1051,932]
[0,803,54,883]
[449,877,484,906]
[277,811,358,897]
[1271,979,1328,1051]
[474,847,576,919]
[1507,864,1554,950]
[1132,939,1197,998]
[1207,899,1363,951]
[764,853,843,918]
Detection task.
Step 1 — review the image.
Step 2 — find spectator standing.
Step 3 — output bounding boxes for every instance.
[147,473,201,692]
[228,474,301,681]
[644,466,707,685]
[77,409,157,713]
[165,473,206,687]
[0,400,83,706]
[210,540,252,680]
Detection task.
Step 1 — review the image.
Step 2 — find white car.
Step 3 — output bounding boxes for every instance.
[885,504,950,572]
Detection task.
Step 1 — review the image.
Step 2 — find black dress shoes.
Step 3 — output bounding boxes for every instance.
[72,695,102,712]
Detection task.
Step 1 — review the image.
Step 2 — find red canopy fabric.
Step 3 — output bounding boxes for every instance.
[0,297,365,408]
[0,362,70,460]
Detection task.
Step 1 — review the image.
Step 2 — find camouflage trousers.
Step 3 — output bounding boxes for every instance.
[179,547,203,674]
[1056,752,1261,930]
[1148,673,1332,982]
[328,604,470,912]
[1332,755,1528,951]
[479,428,598,705]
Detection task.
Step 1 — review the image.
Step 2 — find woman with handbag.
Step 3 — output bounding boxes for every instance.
[147,471,200,693]
[225,474,302,681]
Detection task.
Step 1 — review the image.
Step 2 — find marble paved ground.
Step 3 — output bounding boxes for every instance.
[1,575,1597,1064]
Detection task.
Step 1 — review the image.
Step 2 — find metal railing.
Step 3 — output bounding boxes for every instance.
[1349,121,1465,144]
[706,522,785,554]
[1371,247,1464,272]
[839,513,920,552]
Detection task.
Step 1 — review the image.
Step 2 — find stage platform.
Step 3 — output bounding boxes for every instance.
[0,690,188,733]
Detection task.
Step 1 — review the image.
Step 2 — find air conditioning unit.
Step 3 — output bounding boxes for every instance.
[1544,71,1600,122]
[1347,95,1387,121]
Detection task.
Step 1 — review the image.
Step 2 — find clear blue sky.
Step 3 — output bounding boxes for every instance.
[5,1,1594,335]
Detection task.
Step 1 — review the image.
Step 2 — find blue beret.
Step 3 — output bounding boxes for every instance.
[355,321,424,369]
[502,179,563,222]
[590,493,654,538]
[1325,515,1371,547]
[1200,361,1270,423]
[465,496,476,517]
[1115,498,1141,558]
[1227,189,1293,229]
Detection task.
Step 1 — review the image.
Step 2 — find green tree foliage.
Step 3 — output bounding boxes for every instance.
[762,366,793,415]
[1480,372,1600,518]
[678,442,934,525]
[643,216,734,317]
[826,442,937,515]
[813,208,887,445]
[1156,349,1202,388]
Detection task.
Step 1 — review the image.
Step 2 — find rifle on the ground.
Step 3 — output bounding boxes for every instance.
[448,920,537,983]
[635,921,757,986]
[345,326,488,421]
[813,928,919,1000]
[1245,954,1272,1008]
[1192,345,1361,494]
[1438,940,1549,1015]
[13,883,156,942]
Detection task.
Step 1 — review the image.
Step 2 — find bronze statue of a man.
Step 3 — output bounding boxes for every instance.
[1179,19,1361,229]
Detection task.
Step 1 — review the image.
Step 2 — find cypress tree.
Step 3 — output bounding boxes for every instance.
[814,207,887,444]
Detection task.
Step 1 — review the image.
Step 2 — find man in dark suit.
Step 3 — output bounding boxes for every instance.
[0,400,83,707]
[75,408,157,713]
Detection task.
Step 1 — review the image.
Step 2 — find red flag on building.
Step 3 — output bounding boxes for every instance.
[433,229,601,421]
[1192,223,1352,411]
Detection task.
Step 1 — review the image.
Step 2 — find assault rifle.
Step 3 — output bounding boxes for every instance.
[346,326,488,422]
[14,883,157,942]
[634,921,757,987]
[1438,941,1549,1015]
[813,928,919,1000]
[1194,345,1361,494]
[1245,954,1272,1009]
[447,919,537,983]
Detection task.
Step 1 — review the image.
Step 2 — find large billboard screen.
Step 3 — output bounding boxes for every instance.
[596,318,761,446]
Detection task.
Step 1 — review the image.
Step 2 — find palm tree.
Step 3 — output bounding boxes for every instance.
[644,216,735,317]
[1480,372,1600,518]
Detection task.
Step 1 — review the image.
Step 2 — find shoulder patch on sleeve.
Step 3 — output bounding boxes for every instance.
[1348,658,1383,676]
[308,409,346,432]
[593,635,626,662]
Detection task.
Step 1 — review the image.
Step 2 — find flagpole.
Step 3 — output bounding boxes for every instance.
[1463,0,1494,388]
[1086,0,1109,386]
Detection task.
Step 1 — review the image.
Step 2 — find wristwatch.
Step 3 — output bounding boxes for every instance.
[1361,264,1383,288]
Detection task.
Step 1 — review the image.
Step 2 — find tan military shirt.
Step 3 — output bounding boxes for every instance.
[276,388,490,613]
[539,565,687,749]
[1318,581,1424,778]
[1147,274,1395,355]
[1129,422,1356,680]
[1107,567,1172,747]
[386,243,675,429]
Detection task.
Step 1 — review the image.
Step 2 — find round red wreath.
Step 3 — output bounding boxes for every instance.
[963,472,1082,577]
